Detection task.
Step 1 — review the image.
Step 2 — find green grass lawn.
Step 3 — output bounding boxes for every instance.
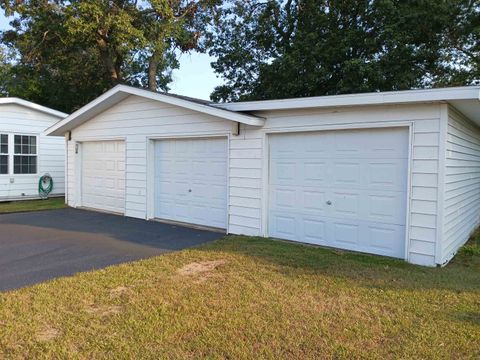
[0,232,479,359]
[0,197,66,214]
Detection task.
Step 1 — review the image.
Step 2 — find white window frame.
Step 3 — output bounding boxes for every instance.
[0,133,8,175]
[13,134,39,175]
[0,133,39,176]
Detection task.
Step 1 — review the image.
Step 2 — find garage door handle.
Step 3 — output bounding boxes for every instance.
[326,200,332,205]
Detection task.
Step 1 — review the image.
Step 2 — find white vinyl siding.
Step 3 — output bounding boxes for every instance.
[239,104,443,266]
[68,95,234,219]
[0,104,65,200]
[441,106,480,263]
[65,94,480,267]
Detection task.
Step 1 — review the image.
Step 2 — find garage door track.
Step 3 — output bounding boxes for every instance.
[0,208,223,291]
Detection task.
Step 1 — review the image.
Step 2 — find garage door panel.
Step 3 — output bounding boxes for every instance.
[175,160,190,175]
[269,128,408,258]
[332,192,359,216]
[104,177,115,189]
[155,198,173,218]
[154,137,227,229]
[270,213,297,238]
[270,212,329,246]
[367,159,408,190]
[368,162,400,186]
[271,158,407,191]
[81,140,126,214]
[330,221,405,257]
[304,162,327,183]
[270,161,297,184]
[192,160,207,175]
[303,191,327,212]
[174,201,190,219]
[367,225,405,252]
[211,160,228,176]
[333,162,360,185]
[304,218,327,244]
[272,188,296,209]
[272,186,405,226]
[368,194,406,223]
[192,183,226,202]
[333,222,359,245]
[190,204,225,228]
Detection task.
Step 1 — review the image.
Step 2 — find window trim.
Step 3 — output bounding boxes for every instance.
[0,133,39,176]
[13,134,38,175]
[0,133,8,175]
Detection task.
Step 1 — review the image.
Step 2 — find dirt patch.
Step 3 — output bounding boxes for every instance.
[36,326,60,342]
[86,304,122,317]
[109,286,129,295]
[177,260,226,277]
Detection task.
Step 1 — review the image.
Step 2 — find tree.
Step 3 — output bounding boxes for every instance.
[0,46,12,96]
[0,0,220,112]
[208,0,479,102]
[434,0,480,85]
[0,1,112,112]
[63,0,143,87]
[138,0,220,90]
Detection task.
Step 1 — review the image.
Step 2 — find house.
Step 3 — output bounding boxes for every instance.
[46,85,480,267]
[0,98,67,201]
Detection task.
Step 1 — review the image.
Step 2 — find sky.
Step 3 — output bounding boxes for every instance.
[0,13,222,100]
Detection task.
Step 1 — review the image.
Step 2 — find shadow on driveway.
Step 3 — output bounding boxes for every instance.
[0,208,223,291]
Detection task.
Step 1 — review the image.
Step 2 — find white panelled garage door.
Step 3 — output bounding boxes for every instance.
[268,127,409,258]
[154,137,228,229]
[81,140,126,214]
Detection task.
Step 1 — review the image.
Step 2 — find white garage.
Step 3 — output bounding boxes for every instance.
[47,85,480,267]
[268,128,408,258]
[81,140,125,214]
[154,137,228,229]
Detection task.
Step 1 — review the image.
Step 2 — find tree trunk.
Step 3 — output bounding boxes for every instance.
[96,33,121,85]
[147,53,160,91]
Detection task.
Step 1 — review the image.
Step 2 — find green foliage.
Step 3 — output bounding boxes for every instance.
[0,0,220,112]
[458,229,480,258]
[208,0,480,102]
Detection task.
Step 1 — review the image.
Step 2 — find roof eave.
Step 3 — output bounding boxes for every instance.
[0,97,68,118]
[46,85,265,136]
[214,86,480,112]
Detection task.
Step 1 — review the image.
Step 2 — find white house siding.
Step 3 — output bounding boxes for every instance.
[0,104,65,200]
[441,106,480,264]
[66,97,450,266]
[238,104,443,266]
[67,95,234,219]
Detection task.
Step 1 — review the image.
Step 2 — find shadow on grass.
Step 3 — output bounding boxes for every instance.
[198,234,480,293]
[451,311,480,326]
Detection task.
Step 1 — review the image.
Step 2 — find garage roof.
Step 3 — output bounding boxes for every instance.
[215,86,480,125]
[0,97,68,118]
[46,85,265,136]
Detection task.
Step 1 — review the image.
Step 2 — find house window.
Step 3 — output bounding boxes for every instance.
[14,135,37,174]
[0,134,8,174]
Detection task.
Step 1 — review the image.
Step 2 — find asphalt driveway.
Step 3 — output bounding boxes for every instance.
[0,208,223,291]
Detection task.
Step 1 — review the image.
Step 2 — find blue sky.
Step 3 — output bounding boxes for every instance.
[0,13,222,100]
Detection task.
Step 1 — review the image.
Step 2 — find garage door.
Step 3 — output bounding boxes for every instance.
[154,137,227,229]
[81,140,125,214]
[268,127,408,258]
